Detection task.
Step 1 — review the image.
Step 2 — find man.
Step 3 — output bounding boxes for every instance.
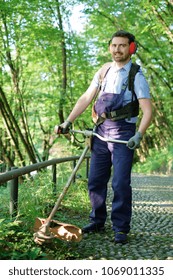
[55,30,152,244]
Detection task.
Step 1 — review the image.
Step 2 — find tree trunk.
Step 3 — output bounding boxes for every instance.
[55,0,67,123]
[0,87,37,164]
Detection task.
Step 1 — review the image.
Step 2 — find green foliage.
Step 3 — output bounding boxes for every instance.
[0,0,172,168]
[133,145,173,174]
[0,219,47,260]
[0,159,90,260]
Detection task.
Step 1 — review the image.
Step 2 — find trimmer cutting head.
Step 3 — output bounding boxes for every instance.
[33,218,82,245]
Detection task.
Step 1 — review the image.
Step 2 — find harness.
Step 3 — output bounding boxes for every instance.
[92,63,140,126]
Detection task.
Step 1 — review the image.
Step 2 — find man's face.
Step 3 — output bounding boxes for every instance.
[109,36,131,64]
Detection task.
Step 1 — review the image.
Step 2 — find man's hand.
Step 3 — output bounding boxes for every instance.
[127,131,143,150]
[54,120,72,134]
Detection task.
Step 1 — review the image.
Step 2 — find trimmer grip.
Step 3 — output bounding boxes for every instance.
[54,125,71,134]
[127,141,135,149]
[54,125,63,134]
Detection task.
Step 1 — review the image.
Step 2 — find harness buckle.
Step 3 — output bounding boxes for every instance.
[101,112,106,118]
[110,111,117,118]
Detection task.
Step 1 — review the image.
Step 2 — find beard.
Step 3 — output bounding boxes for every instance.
[112,52,130,63]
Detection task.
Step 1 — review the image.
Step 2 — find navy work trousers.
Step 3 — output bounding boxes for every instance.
[88,120,136,233]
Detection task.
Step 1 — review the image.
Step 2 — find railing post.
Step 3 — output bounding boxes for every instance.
[73,159,76,183]
[52,164,57,194]
[10,167,19,217]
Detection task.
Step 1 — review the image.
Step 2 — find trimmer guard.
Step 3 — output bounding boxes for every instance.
[34,217,82,243]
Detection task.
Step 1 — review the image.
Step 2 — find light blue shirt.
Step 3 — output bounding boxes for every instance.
[90,60,151,123]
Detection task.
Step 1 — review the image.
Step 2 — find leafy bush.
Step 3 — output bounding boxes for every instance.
[133,145,173,175]
[0,161,90,260]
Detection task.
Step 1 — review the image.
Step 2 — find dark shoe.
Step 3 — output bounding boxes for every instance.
[82,223,105,233]
[115,232,128,244]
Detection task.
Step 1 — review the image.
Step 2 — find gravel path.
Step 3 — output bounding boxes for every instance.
[75,174,173,260]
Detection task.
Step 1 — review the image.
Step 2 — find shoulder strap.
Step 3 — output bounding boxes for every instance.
[128,63,140,92]
[100,62,140,92]
[94,62,140,101]
[99,62,112,85]
[93,62,112,102]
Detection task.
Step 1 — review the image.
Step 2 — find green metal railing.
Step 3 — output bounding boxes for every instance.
[0,155,90,217]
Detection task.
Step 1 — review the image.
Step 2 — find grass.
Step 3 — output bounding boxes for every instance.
[0,161,90,260]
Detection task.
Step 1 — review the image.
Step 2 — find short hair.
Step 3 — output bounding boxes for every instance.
[108,30,135,45]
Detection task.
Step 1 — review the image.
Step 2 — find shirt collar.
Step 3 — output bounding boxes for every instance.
[112,60,132,72]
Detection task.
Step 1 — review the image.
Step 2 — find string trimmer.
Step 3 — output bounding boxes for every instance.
[33,129,128,245]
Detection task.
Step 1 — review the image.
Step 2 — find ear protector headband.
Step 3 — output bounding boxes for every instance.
[129,41,137,55]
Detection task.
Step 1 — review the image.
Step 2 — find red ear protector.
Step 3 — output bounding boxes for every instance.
[129,42,137,55]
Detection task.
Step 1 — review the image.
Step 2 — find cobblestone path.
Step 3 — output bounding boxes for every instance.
[75,174,173,260]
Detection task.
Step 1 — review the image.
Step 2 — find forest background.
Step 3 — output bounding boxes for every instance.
[0,0,173,174]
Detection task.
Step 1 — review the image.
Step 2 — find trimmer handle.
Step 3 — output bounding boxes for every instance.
[54,125,71,135]
[54,125,62,134]
[127,141,135,149]
[70,129,128,144]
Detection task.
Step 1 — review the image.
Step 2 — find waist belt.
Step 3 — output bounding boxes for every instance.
[96,100,139,126]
